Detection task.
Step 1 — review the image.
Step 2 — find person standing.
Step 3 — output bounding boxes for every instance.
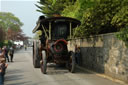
[0,63,3,85]
[9,47,14,62]
[4,46,10,62]
[75,45,82,66]
[24,45,27,50]
[0,48,5,59]
[0,48,2,53]
[0,58,8,84]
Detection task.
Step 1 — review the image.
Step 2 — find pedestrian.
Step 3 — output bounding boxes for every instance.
[0,48,2,53]
[3,46,10,62]
[0,64,3,85]
[0,48,5,59]
[0,48,3,58]
[24,45,27,50]
[75,45,82,66]
[0,58,8,85]
[9,47,14,62]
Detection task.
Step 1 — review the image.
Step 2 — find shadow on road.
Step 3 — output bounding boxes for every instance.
[5,81,39,85]
[45,63,93,75]
[5,69,24,81]
[5,69,39,85]
[5,74,23,81]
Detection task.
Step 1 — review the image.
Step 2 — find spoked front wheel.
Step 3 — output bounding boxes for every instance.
[40,51,47,74]
[33,41,40,68]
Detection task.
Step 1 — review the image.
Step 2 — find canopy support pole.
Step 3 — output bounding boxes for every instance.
[41,25,48,38]
[49,22,51,40]
[70,22,72,39]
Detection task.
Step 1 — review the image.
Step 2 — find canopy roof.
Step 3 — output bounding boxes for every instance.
[32,16,81,33]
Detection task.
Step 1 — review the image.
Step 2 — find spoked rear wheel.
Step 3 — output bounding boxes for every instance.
[40,51,47,74]
[68,52,76,73]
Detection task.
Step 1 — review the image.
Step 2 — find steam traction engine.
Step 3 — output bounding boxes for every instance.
[32,16,80,74]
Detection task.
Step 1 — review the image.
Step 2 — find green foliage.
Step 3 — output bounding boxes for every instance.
[0,42,4,48]
[116,26,128,47]
[0,12,23,31]
[36,0,76,17]
[0,27,5,41]
[113,0,128,46]
[74,8,94,37]
[0,12,24,44]
[111,2,128,28]
[116,27,128,41]
[62,0,97,20]
[73,0,128,37]
[0,40,13,47]
[62,0,80,19]
[62,0,100,37]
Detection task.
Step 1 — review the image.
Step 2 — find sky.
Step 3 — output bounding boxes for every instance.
[0,0,42,37]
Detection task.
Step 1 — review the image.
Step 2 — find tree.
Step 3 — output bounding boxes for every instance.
[0,12,27,47]
[62,0,80,19]
[62,0,99,20]
[0,12,24,40]
[36,0,76,17]
[0,27,5,42]
[111,0,128,29]
[73,0,128,37]
[61,0,100,37]
[7,28,28,41]
[0,12,23,31]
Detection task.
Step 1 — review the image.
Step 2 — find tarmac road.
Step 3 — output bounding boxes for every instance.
[5,47,124,85]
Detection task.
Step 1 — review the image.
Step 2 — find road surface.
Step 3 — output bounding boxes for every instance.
[5,47,124,85]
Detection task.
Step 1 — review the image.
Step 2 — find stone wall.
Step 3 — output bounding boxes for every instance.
[68,33,128,82]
